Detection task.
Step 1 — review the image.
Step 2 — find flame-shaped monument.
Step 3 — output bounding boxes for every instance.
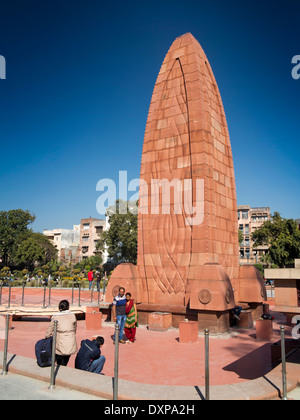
[107,33,266,333]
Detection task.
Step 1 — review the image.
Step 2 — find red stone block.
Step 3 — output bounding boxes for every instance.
[148,312,172,332]
[179,320,198,343]
[256,319,273,341]
[86,306,99,313]
[85,311,102,331]
[239,310,253,329]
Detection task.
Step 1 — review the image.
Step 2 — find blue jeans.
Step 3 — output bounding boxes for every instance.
[114,315,126,341]
[88,355,106,374]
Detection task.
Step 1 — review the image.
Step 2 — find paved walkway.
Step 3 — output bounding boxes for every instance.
[0,305,290,386]
[0,348,300,400]
[0,372,105,400]
[1,302,300,400]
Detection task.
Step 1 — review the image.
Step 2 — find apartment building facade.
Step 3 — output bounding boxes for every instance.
[238,205,271,264]
[80,218,106,259]
[44,218,107,264]
[43,225,81,264]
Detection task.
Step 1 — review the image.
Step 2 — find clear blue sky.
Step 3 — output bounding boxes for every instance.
[0,0,299,232]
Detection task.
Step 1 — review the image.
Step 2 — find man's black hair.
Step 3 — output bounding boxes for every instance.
[96,336,105,345]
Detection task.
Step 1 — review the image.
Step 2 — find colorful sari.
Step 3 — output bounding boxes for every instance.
[125,299,137,342]
[125,299,137,328]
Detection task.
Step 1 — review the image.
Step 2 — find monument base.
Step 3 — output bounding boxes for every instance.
[197,310,230,335]
[137,303,197,328]
[137,303,231,334]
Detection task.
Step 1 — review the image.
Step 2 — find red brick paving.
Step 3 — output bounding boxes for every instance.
[0,299,292,387]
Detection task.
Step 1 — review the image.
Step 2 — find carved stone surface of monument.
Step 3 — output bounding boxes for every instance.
[106,33,266,333]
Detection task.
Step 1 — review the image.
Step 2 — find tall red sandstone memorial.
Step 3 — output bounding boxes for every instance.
[107,33,266,333]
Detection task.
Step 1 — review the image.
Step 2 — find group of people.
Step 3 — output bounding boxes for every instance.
[112,287,138,344]
[45,299,106,374]
[44,288,138,376]
[88,270,106,292]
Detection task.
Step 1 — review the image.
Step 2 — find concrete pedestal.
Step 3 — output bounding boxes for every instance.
[179,321,198,343]
[239,310,253,329]
[85,307,102,331]
[256,319,273,341]
[148,312,172,332]
[197,310,230,334]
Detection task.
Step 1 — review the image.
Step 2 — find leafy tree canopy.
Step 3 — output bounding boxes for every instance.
[96,199,137,266]
[0,209,57,269]
[13,232,58,270]
[252,212,300,268]
[0,209,35,266]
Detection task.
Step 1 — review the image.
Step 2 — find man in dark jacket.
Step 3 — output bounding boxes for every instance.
[75,336,105,374]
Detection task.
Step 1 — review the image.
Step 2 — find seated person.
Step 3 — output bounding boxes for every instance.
[231,306,242,329]
[75,336,105,374]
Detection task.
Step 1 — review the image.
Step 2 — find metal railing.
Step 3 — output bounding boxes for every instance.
[280,326,288,400]
[1,314,10,375]
[0,313,60,391]
[113,323,120,400]
[49,320,58,390]
[204,329,210,401]
[0,280,107,309]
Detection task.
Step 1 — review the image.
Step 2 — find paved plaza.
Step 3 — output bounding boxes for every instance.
[1,294,300,399]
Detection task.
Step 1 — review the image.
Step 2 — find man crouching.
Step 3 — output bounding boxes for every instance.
[75,336,105,374]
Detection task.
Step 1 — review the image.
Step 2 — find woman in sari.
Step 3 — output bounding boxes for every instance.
[124,292,137,343]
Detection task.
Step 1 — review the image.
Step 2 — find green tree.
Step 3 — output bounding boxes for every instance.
[13,232,57,270]
[252,212,300,268]
[73,255,102,272]
[0,209,35,266]
[96,199,138,265]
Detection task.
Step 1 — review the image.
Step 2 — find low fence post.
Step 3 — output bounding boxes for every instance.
[71,280,74,305]
[205,328,210,401]
[1,314,10,376]
[42,285,46,309]
[103,278,106,296]
[280,325,288,400]
[7,285,11,309]
[91,282,94,303]
[49,320,58,390]
[21,281,26,306]
[78,284,81,307]
[0,281,3,305]
[113,323,120,400]
[48,280,52,307]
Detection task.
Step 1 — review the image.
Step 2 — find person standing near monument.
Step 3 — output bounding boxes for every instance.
[96,271,101,292]
[88,269,94,290]
[124,292,138,344]
[112,287,127,344]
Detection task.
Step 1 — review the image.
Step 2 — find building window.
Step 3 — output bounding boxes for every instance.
[82,246,89,254]
[244,225,249,235]
[82,236,89,242]
[242,211,248,219]
[95,226,103,234]
[83,223,90,230]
